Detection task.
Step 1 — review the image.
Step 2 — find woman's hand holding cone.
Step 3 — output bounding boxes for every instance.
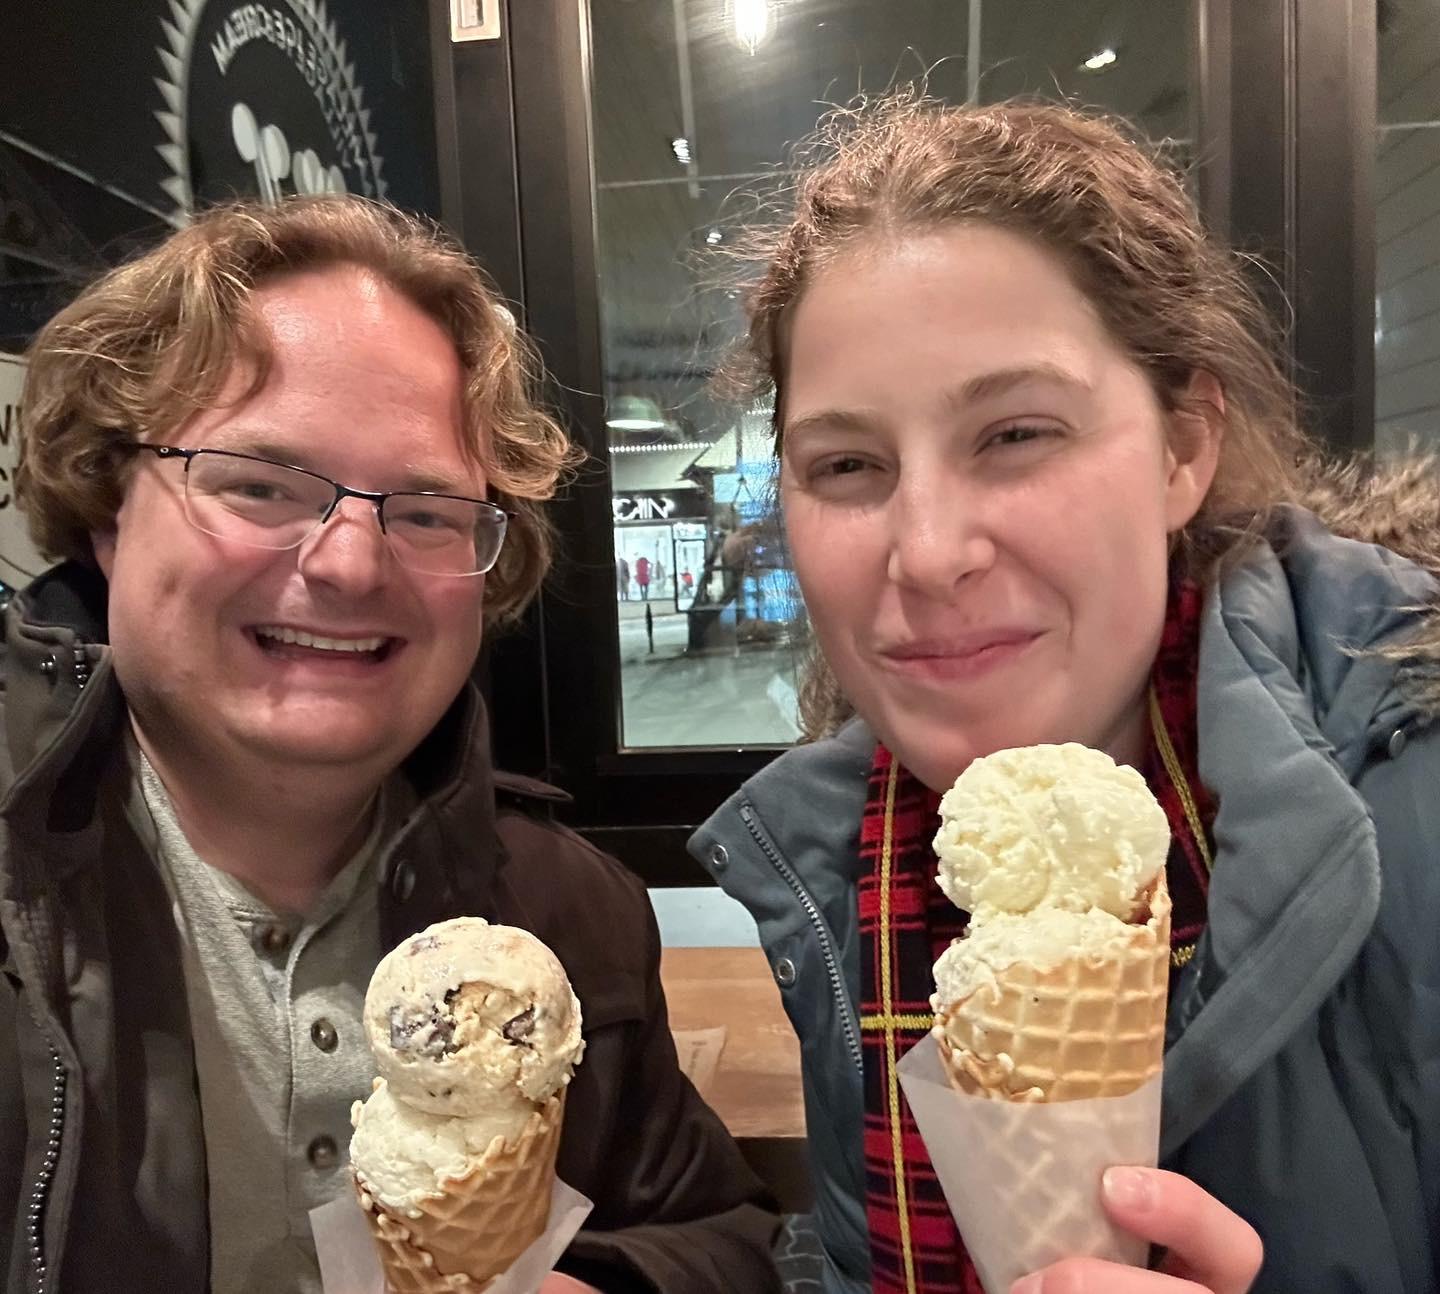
[1007,1167,1263,1294]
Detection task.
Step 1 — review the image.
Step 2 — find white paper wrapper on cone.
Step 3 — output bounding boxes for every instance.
[897,1035,1162,1294]
[311,1176,593,1294]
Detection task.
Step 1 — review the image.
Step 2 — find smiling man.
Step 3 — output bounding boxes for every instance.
[0,199,778,1294]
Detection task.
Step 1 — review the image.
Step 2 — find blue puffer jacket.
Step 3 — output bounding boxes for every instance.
[689,508,1440,1294]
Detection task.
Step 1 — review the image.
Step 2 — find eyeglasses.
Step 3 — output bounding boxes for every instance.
[131,444,509,577]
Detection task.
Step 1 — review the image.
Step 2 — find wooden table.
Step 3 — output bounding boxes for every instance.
[660,945,812,1210]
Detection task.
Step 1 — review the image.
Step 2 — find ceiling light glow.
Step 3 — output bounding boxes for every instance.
[731,0,773,54]
[1083,47,1118,71]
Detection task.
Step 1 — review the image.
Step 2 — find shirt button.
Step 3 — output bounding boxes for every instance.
[389,860,416,903]
[774,957,796,988]
[1387,728,1407,759]
[255,924,292,955]
[307,1135,338,1170]
[310,1019,339,1053]
[709,843,729,871]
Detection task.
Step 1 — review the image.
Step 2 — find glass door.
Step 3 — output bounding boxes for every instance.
[588,0,1197,751]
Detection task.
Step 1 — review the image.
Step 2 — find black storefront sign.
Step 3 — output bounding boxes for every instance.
[0,0,439,345]
[156,0,391,218]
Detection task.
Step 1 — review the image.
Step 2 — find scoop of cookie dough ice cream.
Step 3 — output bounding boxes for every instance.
[362,917,584,1119]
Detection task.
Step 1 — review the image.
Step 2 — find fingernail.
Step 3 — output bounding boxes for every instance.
[1009,1276,1043,1294]
[1103,1165,1156,1212]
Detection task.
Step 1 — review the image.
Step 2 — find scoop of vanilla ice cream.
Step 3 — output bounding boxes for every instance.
[350,1077,531,1214]
[931,907,1143,1006]
[362,917,584,1118]
[932,744,1170,920]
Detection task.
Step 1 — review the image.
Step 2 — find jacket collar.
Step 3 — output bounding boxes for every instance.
[1158,508,1433,1153]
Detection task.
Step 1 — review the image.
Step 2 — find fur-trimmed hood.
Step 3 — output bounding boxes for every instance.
[1298,455,1440,711]
[1301,455,1440,582]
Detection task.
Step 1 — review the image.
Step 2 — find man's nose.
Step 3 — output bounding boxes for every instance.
[885,472,996,598]
[295,496,390,591]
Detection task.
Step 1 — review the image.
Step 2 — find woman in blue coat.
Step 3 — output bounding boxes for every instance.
[690,96,1440,1294]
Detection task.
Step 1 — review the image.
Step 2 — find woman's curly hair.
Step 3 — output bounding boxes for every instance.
[727,93,1317,737]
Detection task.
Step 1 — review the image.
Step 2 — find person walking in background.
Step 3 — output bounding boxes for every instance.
[690,93,1439,1294]
[616,553,630,600]
[634,552,651,600]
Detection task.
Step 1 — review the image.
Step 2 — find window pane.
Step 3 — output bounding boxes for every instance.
[592,0,1195,750]
[1376,0,1440,457]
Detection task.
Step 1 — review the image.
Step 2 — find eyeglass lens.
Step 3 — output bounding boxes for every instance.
[180,451,504,575]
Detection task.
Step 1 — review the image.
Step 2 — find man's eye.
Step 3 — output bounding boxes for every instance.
[396,510,461,532]
[819,456,868,477]
[390,505,469,535]
[227,480,289,501]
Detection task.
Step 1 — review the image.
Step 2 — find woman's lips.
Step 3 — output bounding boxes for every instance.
[876,631,1042,682]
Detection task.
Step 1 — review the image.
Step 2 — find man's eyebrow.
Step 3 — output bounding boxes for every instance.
[210,436,471,494]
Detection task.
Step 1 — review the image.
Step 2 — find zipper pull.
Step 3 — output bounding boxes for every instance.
[71,644,90,691]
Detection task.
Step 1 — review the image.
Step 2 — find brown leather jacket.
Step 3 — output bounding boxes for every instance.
[0,563,781,1294]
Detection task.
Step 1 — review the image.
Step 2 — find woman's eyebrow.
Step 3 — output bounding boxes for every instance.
[782,408,880,443]
[783,363,1092,442]
[949,362,1094,406]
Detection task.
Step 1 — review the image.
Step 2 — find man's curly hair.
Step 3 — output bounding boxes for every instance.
[17,196,579,624]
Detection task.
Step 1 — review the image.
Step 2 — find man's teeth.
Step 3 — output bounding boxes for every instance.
[256,626,387,653]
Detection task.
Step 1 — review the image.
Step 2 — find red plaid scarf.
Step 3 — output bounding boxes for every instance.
[858,579,1214,1292]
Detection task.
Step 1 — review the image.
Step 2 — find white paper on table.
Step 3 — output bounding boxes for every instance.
[671,1026,727,1098]
[897,1034,1162,1294]
[311,1176,594,1294]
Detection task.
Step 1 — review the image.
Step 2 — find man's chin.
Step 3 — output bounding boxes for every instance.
[228,722,406,774]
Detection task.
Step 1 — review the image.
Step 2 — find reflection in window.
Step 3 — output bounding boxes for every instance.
[592,0,1194,749]
[1376,0,1440,457]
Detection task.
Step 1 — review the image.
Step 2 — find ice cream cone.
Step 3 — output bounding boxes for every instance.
[898,1035,1163,1294]
[933,873,1171,1102]
[354,1092,566,1292]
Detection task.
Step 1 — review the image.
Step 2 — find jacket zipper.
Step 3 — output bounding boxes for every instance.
[27,1047,66,1294]
[739,803,864,1075]
[24,642,85,1291]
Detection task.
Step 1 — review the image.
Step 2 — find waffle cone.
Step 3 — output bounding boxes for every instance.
[354,1092,565,1293]
[934,874,1171,1103]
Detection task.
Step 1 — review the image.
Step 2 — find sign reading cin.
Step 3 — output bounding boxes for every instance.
[612,493,679,523]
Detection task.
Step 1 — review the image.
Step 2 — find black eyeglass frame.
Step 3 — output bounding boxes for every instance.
[130,443,512,576]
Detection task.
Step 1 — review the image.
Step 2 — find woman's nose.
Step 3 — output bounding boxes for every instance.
[885,475,996,598]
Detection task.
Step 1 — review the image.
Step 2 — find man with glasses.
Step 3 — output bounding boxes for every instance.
[0,198,779,1294]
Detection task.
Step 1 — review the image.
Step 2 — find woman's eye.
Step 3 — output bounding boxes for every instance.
[984,424,1054,450]
[817,456,868,477]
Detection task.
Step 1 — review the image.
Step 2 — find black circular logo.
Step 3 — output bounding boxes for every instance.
[155,0,386,218]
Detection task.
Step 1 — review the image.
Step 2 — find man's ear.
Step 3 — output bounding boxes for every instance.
[90,528,117,580]
[1164,369,1225,532]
